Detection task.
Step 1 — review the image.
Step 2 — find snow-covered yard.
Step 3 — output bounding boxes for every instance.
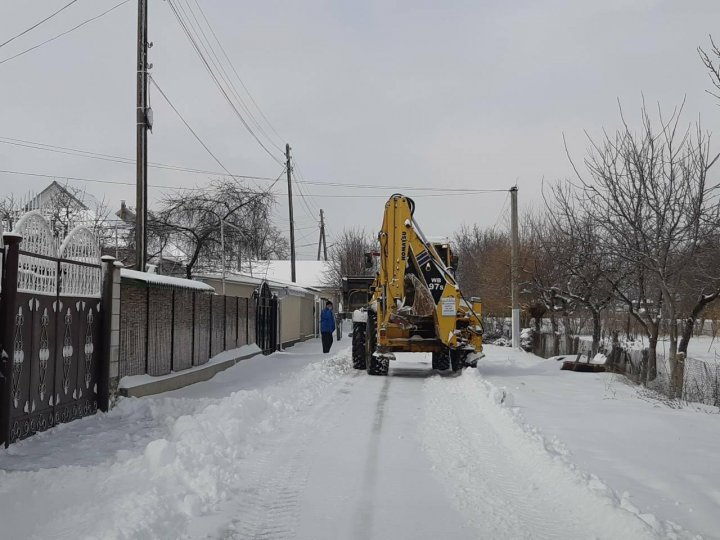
[0,340,716,539]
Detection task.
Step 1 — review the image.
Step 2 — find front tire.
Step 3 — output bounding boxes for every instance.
[450,349,464,372]
[432,349,450,371]
[365,311,388,376]
[352,321,367,370]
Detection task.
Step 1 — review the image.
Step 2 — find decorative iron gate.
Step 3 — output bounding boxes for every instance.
[1,213,103,445]
[255,281,277,355]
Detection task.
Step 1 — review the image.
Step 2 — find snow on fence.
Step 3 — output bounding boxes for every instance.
[530,332,581,358]
[118,271,256,379]
[683,358,720,407]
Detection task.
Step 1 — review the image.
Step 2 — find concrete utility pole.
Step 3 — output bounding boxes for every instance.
[317,209,327,261]
[220,218,226,295]
[286,143,296,282]
[135,0,149,271]
[510,186,520,348]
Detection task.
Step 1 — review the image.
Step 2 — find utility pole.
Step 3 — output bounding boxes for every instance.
[317,209,327,261]
[322,210,327,261]
[510,186,520,348]
[220,217,226,295]
[135,0,149,271]
[286,143,296,282]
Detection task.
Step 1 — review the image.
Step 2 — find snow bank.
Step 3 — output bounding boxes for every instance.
[0,348,351,539]
[475,345,717,538]
[421,369,696,539]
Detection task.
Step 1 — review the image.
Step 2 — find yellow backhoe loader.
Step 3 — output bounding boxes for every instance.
[352,194,483,375]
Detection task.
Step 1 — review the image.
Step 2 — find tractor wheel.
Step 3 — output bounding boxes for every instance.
[365,311,387,376]
[432,349,450,371]
[352,321,367,370]
[450,349,464,372]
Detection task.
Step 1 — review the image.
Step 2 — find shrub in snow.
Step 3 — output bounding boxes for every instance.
[520,328,534,352]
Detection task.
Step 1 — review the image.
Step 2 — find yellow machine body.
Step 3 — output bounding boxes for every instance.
[370,194,483,355]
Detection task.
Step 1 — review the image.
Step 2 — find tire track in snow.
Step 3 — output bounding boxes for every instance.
[352,376,391,540]
[222,375,357,540]
[420,372,670,540]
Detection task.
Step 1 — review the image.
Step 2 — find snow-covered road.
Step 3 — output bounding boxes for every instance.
[0,339,704,539]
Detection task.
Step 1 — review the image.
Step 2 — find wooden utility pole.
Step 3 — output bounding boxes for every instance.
[317,209,327,261]
[510,186,520,348]
[135,0,149,271]
[286,143,296,282]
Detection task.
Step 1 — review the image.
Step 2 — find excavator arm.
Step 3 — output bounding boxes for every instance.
[371,194,482,354]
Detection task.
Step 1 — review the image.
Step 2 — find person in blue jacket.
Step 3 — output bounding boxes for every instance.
[320,300,336,353]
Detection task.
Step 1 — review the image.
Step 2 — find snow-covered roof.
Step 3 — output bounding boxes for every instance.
[197,270,316,297]
[121,269,215,292]
[425,235,452,245]
[25,181,89,212]
[239,260,333,289]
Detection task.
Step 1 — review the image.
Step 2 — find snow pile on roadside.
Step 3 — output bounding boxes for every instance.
[0,351,351,540]
[420,369,698,539]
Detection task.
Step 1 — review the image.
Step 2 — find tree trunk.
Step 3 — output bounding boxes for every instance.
[668,318,678,363]
[679,293,719,354]
[670,352,686,399]
[647,334,658,382]
[591,310,601,357]
[625,312,631,340]
[550,313,559,356]
[679,316,694,355]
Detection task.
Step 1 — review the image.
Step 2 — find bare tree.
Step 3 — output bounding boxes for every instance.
[0,193,20,231]
[151,179,279,278]
[454,225,511,316]
[522,213,571,340]
[544,181,614,355]
[323,228,375,289]
[568,101,720,386]
[699,35,720,103]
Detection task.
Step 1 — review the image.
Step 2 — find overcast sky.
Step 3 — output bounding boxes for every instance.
[1,0,719,258]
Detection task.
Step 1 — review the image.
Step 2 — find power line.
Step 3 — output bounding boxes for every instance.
[0,136,280,180]
[0,0,132,66]
[174,0,282,153]
[183,0,284,153]
[491,191,511,231]
[150,74,277,188]
[0,0,79,50]
[291,157,321,218]
[0,135,510,194]
[0,168,284,192]
[274,191,499,199]
[165,0,284,165]
[189,0,285,145]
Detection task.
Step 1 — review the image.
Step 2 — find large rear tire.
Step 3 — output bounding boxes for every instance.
[352,321,367,370]
[432,349,450,371]
[450,349,464,372]
[365,311,388,376]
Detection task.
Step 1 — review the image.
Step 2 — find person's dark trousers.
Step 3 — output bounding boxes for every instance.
[322,332,333,353]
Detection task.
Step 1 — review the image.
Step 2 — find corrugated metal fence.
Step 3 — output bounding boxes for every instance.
[119,278,255,379]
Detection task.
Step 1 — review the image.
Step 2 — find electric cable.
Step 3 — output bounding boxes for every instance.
[166,0,284,165]
[0,135,506,193]
[0,0,80,50]
[190,0,284,144]
[0,0,132,66]
[174,0,282,153]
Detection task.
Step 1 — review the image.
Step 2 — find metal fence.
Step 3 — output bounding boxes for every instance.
[0,212,105,446]
[118,278,257,379]
[683,357,720,407]
[531,332,581,358]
